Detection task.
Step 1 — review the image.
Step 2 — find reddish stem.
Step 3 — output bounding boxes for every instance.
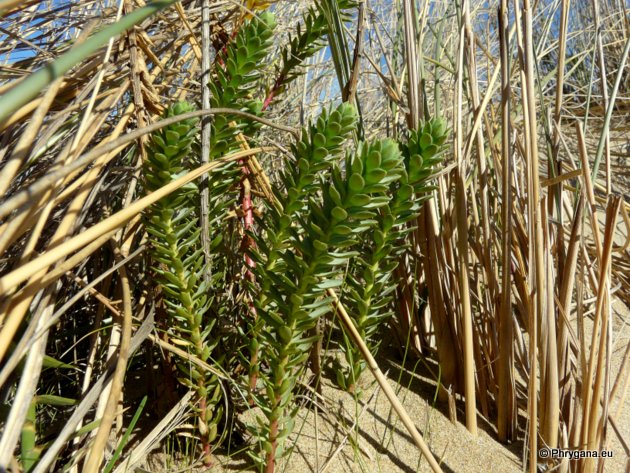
[238,160,256,288]
[199,396,213,466]
[218,21,261,395]
[240,160,260,402]
[262,73,286,111]
[265,407,280,473]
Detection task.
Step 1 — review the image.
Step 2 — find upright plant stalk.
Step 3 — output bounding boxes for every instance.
[497,0,516,443]
[247,103,358,392]
[200,0,212,276]
[553,0,573,409]
[262,1,357,110]
[520,0,545,468]
[205,12,276,383]
[249,119,404,471]
[400,0,460,402]
[402,0,420,129]
[143,102,221,465]
[455,0,477,436]
[339,118,447,392]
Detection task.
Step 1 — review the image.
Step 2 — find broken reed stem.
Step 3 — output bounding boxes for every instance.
[558,196,584,386]
[583,197,621,473]
[327,288,444,473]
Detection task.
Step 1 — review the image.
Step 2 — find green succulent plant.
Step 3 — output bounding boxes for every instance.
[141,14,280,464]
[209,11,276,147]
[141,10,447,473]
[143,101,223,464]
[202,10,278,314]
[264,0,358,107]
[246,102,357,392]
[338,117,449,392]
[247,105,405,470]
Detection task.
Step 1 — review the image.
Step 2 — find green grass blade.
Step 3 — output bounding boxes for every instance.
[20,401,37,473]
[103,396,147,473]
[0,0,178,124]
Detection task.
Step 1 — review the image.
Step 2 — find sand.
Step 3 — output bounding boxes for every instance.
[137,297,630,473]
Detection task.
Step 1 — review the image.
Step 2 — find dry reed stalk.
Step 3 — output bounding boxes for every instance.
[582,197,621,473]
[200,0,213,276]
[327,288,443,473]
[549,4,571,358]
[401,0,460,404]
[341,0,364,105]
[540,200,560,451]
[497,0,516,442]
[463,9,491,263]
[550,0,570,167]
[0,250,115,386]
[82,246,132,473]
[558,196,584,387]
[50,34,208,215]
[519,0,547,468]
[589,0,611,196]
[397,0,422,360]
[110,391,195,473]
[455,0,478,436]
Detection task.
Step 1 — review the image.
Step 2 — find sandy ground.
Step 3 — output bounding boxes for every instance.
[136,298,629,473]
[144,358,524,473]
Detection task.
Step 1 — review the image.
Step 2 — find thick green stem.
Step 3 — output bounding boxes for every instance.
[160,210,214,462]
[264,208,348,467]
